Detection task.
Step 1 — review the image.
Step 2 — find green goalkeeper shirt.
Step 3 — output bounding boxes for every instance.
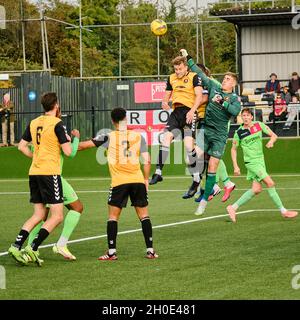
[233,121,270,163]
[187,58,241,136]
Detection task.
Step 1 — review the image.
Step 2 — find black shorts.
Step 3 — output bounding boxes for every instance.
[108,183,148,208]
[29,175,64,204]
[165,106,198,139]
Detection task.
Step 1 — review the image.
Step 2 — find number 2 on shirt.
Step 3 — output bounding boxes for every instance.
[122,140,132,157]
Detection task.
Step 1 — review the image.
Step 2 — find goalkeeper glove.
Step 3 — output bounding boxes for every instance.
[212,93,224,105]
[180,49,192,61]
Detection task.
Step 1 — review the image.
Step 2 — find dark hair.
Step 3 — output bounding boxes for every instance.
[197,63,211,77]
[41,92,58,112]
[111,107,126,123]
[241,107,253,116]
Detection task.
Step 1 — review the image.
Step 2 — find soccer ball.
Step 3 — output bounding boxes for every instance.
[150,19,167,36]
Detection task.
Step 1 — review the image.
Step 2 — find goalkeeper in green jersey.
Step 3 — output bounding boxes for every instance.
[227,108,298,222]
[180,49,241,215]
[26,129,83,260]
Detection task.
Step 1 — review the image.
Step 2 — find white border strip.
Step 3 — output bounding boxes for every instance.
[1,187,300,196]
[1,174,300,183]
[0,209,281,257]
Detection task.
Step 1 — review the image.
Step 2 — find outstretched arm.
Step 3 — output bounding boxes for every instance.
[78,140,96,151]
[180,49,212,88]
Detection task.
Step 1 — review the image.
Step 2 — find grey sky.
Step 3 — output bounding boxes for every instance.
[29,0,216,10]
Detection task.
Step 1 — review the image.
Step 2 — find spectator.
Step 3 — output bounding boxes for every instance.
[0,93,15,147]
[288,72,300,98]
[283,95,300,130]
[269,93,287,122]
[264,73,281,95]
[281,86,292,104]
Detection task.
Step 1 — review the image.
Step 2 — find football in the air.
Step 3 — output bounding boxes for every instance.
[150,19,167,36]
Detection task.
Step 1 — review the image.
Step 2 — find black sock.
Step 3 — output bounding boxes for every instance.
[31,228,49,251]
[140,217,153,248]
[107,220,118,250]
[14,229,29,249]
[157,145,170,171]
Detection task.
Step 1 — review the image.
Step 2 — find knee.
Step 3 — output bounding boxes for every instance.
[252,186,262,195]
[56,213,64,224]
[75,202,84,214]
[266,181,275,188]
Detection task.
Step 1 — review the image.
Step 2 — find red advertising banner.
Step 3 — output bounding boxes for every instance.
[134,82,166,103]
[126,110,171,145]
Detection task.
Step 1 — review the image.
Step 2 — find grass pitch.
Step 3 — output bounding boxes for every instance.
[1,175,300,300]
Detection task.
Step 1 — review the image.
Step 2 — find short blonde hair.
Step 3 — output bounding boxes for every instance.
[225,72,238,83]
[172,56,187,66]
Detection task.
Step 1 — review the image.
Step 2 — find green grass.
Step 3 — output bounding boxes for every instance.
[1,175,300,299]
[1,138,300,178]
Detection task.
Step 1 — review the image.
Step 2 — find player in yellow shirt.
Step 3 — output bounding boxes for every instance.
[8,92,76,266]
[78,107,158,260]
[150,56,206,200]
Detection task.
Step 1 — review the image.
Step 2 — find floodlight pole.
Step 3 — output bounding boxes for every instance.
[196,0,199,63]
[20,0,26,71]
[44,18,50,73]
[119,4,122,80]
[79,0,83,79]
[200,21,205,66]
[39,6,47,71]
[156,0,160,79]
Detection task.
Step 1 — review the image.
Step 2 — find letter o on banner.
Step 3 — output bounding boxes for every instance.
[159,110,170,123]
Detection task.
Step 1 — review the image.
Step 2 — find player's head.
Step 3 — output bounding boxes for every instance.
[111,107,127,129]
[172,56,188,79]
[241,107,253,125]
[197,63,211,77]
[41,92,60,117]
[222,72,237,92]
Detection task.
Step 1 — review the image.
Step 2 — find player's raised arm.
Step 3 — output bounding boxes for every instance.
[180,49,212,88]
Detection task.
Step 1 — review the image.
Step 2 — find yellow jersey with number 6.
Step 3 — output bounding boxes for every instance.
[29,115,63,175]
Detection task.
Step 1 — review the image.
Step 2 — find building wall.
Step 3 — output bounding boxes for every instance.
[241,25,300,90]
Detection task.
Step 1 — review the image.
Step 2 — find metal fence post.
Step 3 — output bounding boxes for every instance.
[92,106,95,138]
[7,110,10,145]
